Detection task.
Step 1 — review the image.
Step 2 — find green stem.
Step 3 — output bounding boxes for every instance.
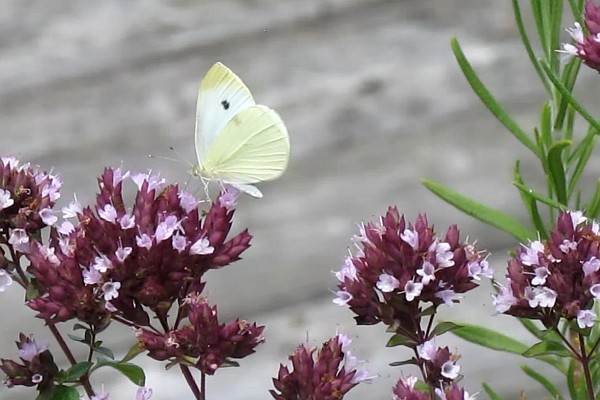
[47,323,95,397]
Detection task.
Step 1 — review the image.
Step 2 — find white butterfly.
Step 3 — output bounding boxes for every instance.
[191,62,290,198]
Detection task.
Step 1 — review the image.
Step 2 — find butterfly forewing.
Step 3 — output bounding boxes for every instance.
[195,62,256,162]
[201,105,290,184]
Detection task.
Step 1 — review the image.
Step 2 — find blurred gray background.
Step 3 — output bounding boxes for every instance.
[2,0,599,398]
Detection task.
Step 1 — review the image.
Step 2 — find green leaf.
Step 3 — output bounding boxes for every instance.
[25,280,41,301]
[513,181,566,212]
[72,323,88,331]
[555,58,582,131]
[94,346,115,360]
[36,385,80,400]
[451,324,529,354]
[523,341,572,358]
[120,342,145,363]
[541,62,600,134]
[63,362,92,382]
[93,361,145,386]
[51,386,80,400]
[482,382,504,400]
[512,0,551,95]
[539,102,553,150]
[566,359,580,399]
[389,359,418,367]
[432,321,461,336]
[422,179,532,242]
[568,128,597,197]
[67,334,85,343]
[386,333,416,348]
[548,0,565,72]
[520,364,563,399]
[513,163,548,239]
[587,180,600,219]
[546,140,571,205]
[450,37,539,157]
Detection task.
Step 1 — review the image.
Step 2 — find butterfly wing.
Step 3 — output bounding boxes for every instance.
[195,62,256,162]
[201,105,290,187]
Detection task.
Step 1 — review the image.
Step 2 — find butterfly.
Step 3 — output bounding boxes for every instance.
[191,62,290,198]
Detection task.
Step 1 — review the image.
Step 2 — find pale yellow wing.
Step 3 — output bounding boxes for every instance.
[195,62,255,162]
[201,105,290,184]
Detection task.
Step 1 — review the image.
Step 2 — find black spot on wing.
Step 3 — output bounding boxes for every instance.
[221,100,230,110]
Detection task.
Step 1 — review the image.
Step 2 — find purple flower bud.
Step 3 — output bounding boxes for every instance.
[24,169,252,326]
[334,209,487,331]
[269,334,369,400]
[495,211,600,328]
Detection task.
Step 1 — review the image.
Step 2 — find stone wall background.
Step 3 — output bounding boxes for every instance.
[2,0,599,398]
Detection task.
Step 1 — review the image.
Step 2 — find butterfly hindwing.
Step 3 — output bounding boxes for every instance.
[195,62,256,162]
[201,105,290,185]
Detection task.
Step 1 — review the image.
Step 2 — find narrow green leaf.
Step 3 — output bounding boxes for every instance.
[542,62,600,134]
[121,342,145,363]
[547,140,571,205]
[513,162,548,238]
[587,180,600,219]
[63,362,92,382]
[548,0,564,72]
[523,341,572,358]
[518,319,545,340]
[389,359,418,367]
[569,129,597,197]
[555,58,582,131]
[540,102,553,150]
[450,37,539,157]
[568,124,595,164]
[482,382,505,400]
[432,321,461,336]
[513,181,566,211]
[566,360,580,399]
[531,0,547,59]
[567,0,584,22]
[512,0,551,95]
[422,179,532,242]
[520,364,563,398]
[386,333,416,348]
[451,324,529,354]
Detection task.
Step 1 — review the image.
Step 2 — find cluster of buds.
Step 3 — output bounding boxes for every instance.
[493,211,600,329]
[0,334,57,389]
[562,0,600,72]
[269,333,371,400]
[136,293,265,375]
[0,156,61,259]
[333,208,490,331]
[25,168,251,327]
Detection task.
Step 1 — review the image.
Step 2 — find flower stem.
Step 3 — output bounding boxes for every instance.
[180,365,202,400]
[4,238,96,398]
[577,332,594,400]
[47,323,95,397]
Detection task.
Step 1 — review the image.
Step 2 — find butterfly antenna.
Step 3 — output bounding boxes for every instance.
[148,146,195,168]
[169,146,195,169]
